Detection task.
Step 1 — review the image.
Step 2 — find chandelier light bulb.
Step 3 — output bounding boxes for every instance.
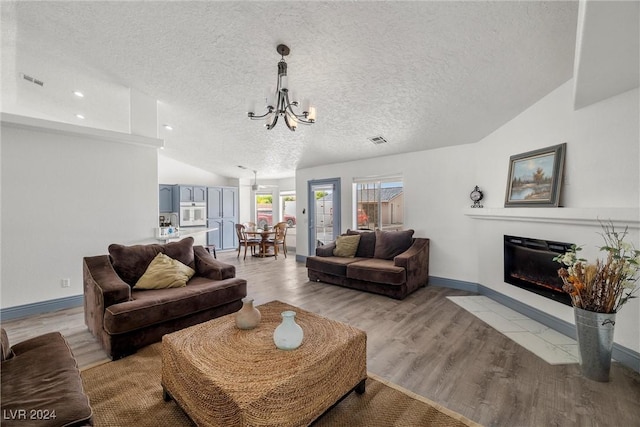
[307,107,317,122]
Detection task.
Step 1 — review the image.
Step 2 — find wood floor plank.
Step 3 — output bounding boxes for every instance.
[2,249,639,426]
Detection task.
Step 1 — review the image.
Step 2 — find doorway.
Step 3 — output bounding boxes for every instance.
[308,178,341,255]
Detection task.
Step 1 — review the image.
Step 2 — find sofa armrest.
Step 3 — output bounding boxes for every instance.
[83,255,131,306]
[394,238,430,289]
[83,255,131,335]
[194,246,236,280]
[315,242,336,257]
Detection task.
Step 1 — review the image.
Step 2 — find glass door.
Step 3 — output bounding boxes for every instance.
[308,178,341,255]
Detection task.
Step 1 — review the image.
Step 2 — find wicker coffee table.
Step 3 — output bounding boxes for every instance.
[161,300,367,427]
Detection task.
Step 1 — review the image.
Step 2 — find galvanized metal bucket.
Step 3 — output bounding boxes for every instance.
[574,307,616,382]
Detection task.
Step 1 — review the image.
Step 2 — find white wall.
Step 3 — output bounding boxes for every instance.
[296,144,478,279]
[473,82,639,352]
[296,82,639,352]
[1,116,161,308]
[158,153,235,187]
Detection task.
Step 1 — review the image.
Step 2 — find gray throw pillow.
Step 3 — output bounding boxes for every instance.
[346,229,376,258]
[373,229,415,260]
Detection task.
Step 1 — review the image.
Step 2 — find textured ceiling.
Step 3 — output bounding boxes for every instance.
[1,1,578,179]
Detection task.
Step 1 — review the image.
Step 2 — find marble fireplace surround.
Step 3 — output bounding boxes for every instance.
[433,207,640,372]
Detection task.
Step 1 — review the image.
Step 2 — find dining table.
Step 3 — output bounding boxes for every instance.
[244,229,277,257]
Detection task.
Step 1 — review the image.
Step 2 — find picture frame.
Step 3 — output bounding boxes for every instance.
[504,143,566,207]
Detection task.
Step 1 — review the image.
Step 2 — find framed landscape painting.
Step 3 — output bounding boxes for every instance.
[504,143,566,207]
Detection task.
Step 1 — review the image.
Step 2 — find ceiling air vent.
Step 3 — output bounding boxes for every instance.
[368,135,388,145]
[21,73,44,87]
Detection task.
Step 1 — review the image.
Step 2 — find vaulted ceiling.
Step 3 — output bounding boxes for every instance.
[2,1,581,179]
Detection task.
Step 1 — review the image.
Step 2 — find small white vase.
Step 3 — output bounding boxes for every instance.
[235,297,261,330]
[273,310,304,350]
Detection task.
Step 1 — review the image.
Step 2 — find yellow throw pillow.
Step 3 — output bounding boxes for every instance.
[134,253,195,290]
[333,234,361,258]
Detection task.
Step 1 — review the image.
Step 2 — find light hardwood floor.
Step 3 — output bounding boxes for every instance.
[3,250,639,426]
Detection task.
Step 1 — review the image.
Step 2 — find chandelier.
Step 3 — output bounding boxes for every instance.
[247,44,316,131]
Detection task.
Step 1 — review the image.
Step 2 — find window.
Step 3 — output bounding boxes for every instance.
[353,177,404,230]
[280,191,297,249]
[279,192,296,228]
[255,193,273,229]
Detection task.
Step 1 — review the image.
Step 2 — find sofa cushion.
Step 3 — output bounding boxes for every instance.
[333,234,361,257]
[109,237,195,286]
[374,229,415,260]
[315,242,336,257]
[134,253,195,290]
[1,328,13,361]
[163,237,196,268]
[347,229,376,258]
[104,277,246,334]
[346,258,407,285]
[306,256,364,277]
[1,332,93,427]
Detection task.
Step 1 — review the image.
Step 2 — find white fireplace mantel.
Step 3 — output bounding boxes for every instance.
[464,207,639,228]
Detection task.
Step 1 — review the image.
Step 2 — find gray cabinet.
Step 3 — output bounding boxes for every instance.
[194,186,206,202]
[179,186,194,203]
[207,187,223,218]
[207,186,238,250]
[159,184,175,213]
[179,186,206,203]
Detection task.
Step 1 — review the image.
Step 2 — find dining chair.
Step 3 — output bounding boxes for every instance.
[269,222,288,259]
[262,222,283,259]
[235,224,260,260]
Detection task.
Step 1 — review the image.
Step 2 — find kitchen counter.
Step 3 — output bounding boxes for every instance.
[156,227,217,245]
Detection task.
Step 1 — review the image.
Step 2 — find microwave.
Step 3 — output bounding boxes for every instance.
[180,202,206,227]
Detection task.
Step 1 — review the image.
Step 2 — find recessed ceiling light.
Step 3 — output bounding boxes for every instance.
[76,114,85,119]
[73,91,84,98]
[163,124,173,131]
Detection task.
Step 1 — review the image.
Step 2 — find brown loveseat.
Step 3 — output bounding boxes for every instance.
[306,229,430,299]
[83,237,247,359]
[1,328,93,427]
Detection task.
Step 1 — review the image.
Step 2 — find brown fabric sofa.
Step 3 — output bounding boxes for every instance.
[1,328,93,427]
[83,237,247,359]
[306,229,430,300]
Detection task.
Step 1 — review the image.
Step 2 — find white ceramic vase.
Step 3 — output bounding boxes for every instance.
[273,310,304,350]
[235,297,261,330]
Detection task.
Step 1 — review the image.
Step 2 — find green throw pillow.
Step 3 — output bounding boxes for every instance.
[333,234,361,258]
[134,253,195,290]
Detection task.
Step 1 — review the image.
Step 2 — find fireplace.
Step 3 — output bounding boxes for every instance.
[503,235,573,306]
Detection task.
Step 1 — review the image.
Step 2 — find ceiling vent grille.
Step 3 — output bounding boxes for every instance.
[368,135,388,145]
[21,73,44,87]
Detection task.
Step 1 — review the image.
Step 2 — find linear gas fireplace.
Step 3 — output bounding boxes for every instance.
[504,235,573,306]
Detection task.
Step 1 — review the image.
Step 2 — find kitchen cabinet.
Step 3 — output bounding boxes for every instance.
[179,186,206,203]
[159,184,207,227]
[207,186,238,250]
[159,184,174,213]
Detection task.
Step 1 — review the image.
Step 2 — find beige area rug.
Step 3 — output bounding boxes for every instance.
[81,343,481,427]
